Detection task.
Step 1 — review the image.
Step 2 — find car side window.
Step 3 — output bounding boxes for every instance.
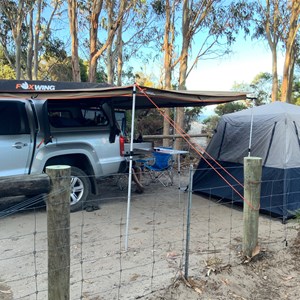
[48,103,109,128]
[81,108,109,126]
[0,102,30,135]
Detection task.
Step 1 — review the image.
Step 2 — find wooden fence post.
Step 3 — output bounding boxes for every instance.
[46,165,71,300]
[243,157,262,257]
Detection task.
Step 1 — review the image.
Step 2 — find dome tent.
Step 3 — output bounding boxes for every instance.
[193,101,300,221]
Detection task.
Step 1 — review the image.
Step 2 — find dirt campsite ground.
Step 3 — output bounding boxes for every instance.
[1,165,300,300]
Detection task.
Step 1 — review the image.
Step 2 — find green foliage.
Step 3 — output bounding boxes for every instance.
[151,0,165,15]
[215,101,248,116]
[202,101,248,135]
[137,109,163,135]
[126,106,202,138]
[39,57,72,81]
[184,107,203,131]
[232,72,273,105]
[44,38,67,62]
[95,65,107,83]
[79,59,88,82]
[39,56,106,83]
[0,64,15,79]
[202,115,220,133]
[294,80,300,105]
[125,109,164,137]
[121,66,136,85]
[251,0,287,42]
[0,47,15,79]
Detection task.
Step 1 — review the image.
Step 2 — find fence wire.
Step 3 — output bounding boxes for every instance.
[0,165,299,299]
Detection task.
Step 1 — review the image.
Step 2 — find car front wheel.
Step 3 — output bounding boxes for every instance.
[70,167,91,212]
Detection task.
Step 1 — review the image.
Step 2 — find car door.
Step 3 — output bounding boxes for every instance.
[80,104,123,174]
[0,101,33,176]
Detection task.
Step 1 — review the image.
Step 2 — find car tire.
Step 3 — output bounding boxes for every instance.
[70,167,91,212]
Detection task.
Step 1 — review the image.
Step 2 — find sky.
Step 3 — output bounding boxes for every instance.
[187,38,284,91]
[186,38,285,115]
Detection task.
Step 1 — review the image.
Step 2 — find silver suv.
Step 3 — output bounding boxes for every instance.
[0,97,126,211]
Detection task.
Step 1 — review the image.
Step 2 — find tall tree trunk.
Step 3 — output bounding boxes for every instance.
[27,9,34,80]
[263,0,279,101]
[89,56,98,83]
[107,44,114,84]
[116,22,123,86]
[287,46,295,102]
[68,0,81,82]
[33,0,42,80]
[107,0,115,84]
[89,0,127,82]
[175,0,189,150]
[281,0,300,102]
[270,47,278,101]
[163,0,172,147]
[0,0,24,78]
[1,0,59,80]
[15,0,25,79]
[89,0,103,82]
[15,35,22,79]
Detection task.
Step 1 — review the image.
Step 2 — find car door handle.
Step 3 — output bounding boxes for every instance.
[12,142,28,149]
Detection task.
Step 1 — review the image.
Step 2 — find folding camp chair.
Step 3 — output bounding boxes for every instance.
[143,151,174,187]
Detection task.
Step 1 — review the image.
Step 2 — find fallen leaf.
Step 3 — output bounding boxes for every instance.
[282,276,294,281]
[251,245,260,258]
[0,290,12,294]
[166,251,179,260]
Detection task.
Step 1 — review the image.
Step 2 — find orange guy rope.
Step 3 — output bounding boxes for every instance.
[136,84,260,211]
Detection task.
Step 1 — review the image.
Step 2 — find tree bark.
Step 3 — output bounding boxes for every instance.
[265,0,279,102]
[281,0,300,102]
[174,0,189,150]
[163,0,172,147]
[89,0,127,82]
[286,46,295,102]
[27,9,34,80]
[107,0,115,84]
[116,22,123,86]
[89,0,103,82]
[270,47,278,101]
[67,0,81,82]
[15,0,25,79]
[33,0,42,80]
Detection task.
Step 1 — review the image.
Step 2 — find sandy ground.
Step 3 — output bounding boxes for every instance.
[0,169,300,300]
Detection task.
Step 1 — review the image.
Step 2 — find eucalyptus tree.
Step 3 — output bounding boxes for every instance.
[85,0,131,83]
[149,0,252,149]
[0,47,15,79]
[233,72,273,106]
[162,0,176,146]
[85,0,158,84]
[174,0,252,149]
[0,0,34,79]
[0,0,63,80]
[281,0,300,102]
[251,0,300,103]
[151,0,180,146]
[68,0,80,81]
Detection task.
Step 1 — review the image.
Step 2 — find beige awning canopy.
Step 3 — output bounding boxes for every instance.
[0,81,248,109]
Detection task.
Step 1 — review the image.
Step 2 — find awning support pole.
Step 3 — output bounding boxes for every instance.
[125,83,137,251]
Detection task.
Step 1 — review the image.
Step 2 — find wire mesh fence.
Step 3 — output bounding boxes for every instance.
[0,165,299,299]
